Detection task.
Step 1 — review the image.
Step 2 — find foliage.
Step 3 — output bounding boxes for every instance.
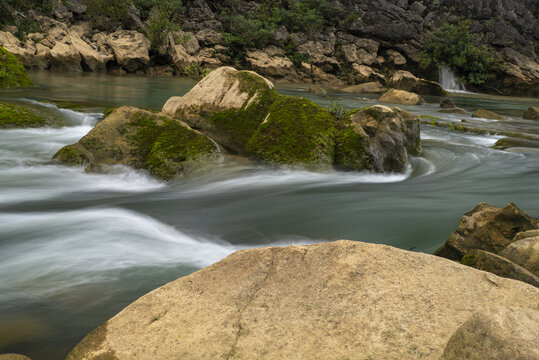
[85,0,130,22]
[222,14,276,51]
[421,20,501,85]
[326,100,345,120]
[183,62,211,80]
[133,0,183,20]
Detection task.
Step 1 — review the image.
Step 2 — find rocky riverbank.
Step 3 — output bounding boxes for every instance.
[0,0,537,96]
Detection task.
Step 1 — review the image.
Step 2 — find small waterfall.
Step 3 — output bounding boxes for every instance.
[439,65,466,91]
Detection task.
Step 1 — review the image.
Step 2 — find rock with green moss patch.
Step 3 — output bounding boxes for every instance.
[335,105,421,172]
[246,95,336,169]
[493,137,539,150]
[54,106,221,180]
[162,66,277,154]
[0,102,60,128]
[522,106,539,120]
[0,47,33,88]
[379,89,424,105]
[472,109,506,120]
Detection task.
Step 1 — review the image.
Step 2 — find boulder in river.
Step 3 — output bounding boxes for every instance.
[378,88,424,105]
[66,240,539,360]
[54,106,221,180]
[334,105,421,172]
[0,46,33,88]
[162,66,277,154]
[307,84,327,95]
[434,202,537,261]
[440,99,456,108]
[0,102,61,128]
[472,109,506,120]
[523,106,539,120]
[340,81,385,94]
[440,306,539,360]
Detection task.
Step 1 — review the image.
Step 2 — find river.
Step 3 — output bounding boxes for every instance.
[1,71,538,359]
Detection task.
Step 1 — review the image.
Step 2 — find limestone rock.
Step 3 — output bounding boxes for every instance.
[440,99,456,108]
[499,236,539,276]
[514,229,539,241]
[170,31,199,55]
[335,105,420,172]
[54,106,221,180]
[0,354,32,360]
[340,82,385,94]
[379,89,424,105]
[493,137,539,150]
[464,249,539,287]
[385,49,406,65]
[472,109,506,120]
[351,64,385,84]
[170,44,196,72]
[34,44,51,70]
[246,95,336,169]
[162,67,277,154]
[388,70,418,90]
[0,47,33,88]
[434,202,537,261]
[107,31,150,72]
[195,29,223,46]
[245,49,294,78]
[523,106,539,120]
[49,42,82,72]
[65,33,104,72]
[440,306,539,360]
[0,31,32,67]
[66,240,539,360]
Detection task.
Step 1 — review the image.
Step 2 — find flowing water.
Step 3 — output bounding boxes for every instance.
[439,65,466,92]
[1,71,538,359]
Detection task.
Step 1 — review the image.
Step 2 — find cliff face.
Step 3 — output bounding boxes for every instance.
[0,0,537,96]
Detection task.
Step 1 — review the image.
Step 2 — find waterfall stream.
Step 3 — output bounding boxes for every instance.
[439,65,466,91]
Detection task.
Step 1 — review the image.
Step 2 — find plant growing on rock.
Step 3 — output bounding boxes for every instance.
[421,20,501,85]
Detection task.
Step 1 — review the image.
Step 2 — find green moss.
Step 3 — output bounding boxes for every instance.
[333,113,374,171]
[207,71,277,153]
[461,254,477,267]
[0,102,47,128]
[0,46,33,88]
[246,95,336,167]
[420,115,441,121]
[103,107,118,118]
[129,113,218,180]
[53,145,90,165]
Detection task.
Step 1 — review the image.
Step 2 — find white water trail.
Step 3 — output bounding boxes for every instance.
[439,65,466,92]
[18,99,100,126]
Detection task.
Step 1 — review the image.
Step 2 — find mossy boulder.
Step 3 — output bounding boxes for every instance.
[471,109,506,120]
[54,106,221,180]
[0,102,61,128]
[0,46,33,88]
[335,105,421,172]
[493,137,539,150]
[162,66,277,154]
[522,106,539,120]
[246,95,336,169]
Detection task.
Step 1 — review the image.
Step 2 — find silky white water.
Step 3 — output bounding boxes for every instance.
[439,65,466,91]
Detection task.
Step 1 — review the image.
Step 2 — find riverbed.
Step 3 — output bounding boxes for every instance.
[1,71,538,359]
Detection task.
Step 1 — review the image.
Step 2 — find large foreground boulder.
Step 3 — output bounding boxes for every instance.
[162,67,277,154]
[335,105,421,172]
[66,240,538,360]
[54,107,220,180]
[0,47,33,88]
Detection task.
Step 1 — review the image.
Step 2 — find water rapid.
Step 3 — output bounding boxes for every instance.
[439,65,466,91]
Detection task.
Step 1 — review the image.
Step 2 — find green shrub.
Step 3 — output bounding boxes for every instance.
[421,20,501,85]
[85,0,130,22]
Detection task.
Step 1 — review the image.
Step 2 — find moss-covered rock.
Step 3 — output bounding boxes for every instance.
[0,102,57,128]
[334,105,421,172]
[246,95,336,169]
[54,106,221,180]
[0,46,33,88]
[471,109,506,120]
[162,67,277,154]
[523,106,539,120]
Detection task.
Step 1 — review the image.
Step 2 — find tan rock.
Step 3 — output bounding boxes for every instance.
[441,306,539,360]
[499,236,539,276]
[34,43,51,70]
[435,202,537,261]
[171,44,196,72]
[514,229,539,241]
[351,63,386,83]
[0,31,32,66]
[49,42,82,72]
[307,85,327,95]
[341,81,385,94]
[438,108,468,115]
[170,31,199,55]
[472,109,506,120]
[379,89,424,105]
[107,30,150,72]
[65,33,104,72]
[0,354,32,360]
[67,240,539,360]
[386,49,406,65]
[523,106,539,120]
[341,44,378,65]
[245,49,294,78]
[388,70,419,91]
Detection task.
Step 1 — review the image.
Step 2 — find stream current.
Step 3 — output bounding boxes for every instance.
[1,71,538,359]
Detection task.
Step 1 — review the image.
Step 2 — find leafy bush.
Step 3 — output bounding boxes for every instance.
[222,14,276,50]
[421,20,501,85]
[85,0,130,22]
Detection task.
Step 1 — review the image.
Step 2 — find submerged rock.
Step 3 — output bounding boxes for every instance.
[379,88,424,105]
[493,137,539,150]
[66,240,539,360]
[440,306,539,360]
[0,47,33,88]
[523,106,539,120]
[335,105,420,172]
[472,109,506,120]
[54,106,221,180]
[246,95,336,169]
[162,67,277,154]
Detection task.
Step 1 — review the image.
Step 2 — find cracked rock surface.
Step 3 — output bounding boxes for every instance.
[66,240,539,360]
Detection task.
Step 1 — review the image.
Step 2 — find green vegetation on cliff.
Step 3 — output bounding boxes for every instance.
[0,46,33,88]
[421,21,501,85]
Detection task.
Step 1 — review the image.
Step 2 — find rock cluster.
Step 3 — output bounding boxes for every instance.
[66,240,539,360]
[435,202,539,287]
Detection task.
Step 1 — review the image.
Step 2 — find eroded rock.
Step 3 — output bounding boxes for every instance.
[379,89,424,105]
[107,31,150,72]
